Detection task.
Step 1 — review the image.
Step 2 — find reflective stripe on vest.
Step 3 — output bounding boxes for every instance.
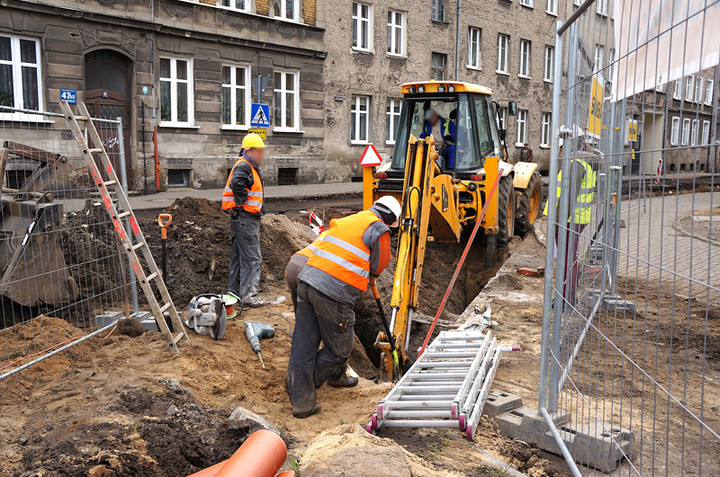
[305,210,381,291]
[221,158,264,213]
[542,158,597,225]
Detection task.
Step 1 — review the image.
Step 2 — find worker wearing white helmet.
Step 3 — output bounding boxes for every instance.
[285,196,401,418]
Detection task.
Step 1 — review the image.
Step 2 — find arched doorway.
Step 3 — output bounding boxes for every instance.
[84,50,133,183]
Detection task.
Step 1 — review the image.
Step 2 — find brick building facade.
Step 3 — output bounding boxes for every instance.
[322,0,570,177]
[1,0,326,190]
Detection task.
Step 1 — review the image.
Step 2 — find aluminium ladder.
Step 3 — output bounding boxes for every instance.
[368,329,516,440]
[60,101,190,353]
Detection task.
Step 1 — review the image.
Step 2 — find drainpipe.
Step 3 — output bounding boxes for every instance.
[454,0,462,80]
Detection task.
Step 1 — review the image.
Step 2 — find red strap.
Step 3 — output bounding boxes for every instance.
[417,171,504,357]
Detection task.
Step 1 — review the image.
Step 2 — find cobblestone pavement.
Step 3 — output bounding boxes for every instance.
[616,191,719,304]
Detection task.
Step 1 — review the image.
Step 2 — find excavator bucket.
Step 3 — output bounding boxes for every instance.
[0,142,79,307]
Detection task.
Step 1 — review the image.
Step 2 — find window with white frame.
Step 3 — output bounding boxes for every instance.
[221,0,249,12]
[670,117,680,145]
[160,57,193,126]
[594,44,604,75]
[702,120,710,144]
[682,118,691,145]
[272,0,299,21]
[497,34,509,74]
[386,98,401,144]
[608,48,616,82]
[705,79,714,106]
[596,0,607,16]
[686,76,695,102]
[691,119,699,146]
[516,109,528,146]
[467,27,482,69]
[546,0,557,15]
[350,95,370,144]
[541,112,551,147]
[221,65,251,128]
[695,77,704,104]
[673,79,682,100]
[497,107,506,130]
[543,45,554,82]
[520,0,533,8]
[0,35,43,113]
[431,52,447,80]
[352,2,373,51]
[519,40,531,77]
[432,0,446,21]
[273,71,300,131]
[387,10,406,56]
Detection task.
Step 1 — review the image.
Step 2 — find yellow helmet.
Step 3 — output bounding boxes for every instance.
[241,133,266,149]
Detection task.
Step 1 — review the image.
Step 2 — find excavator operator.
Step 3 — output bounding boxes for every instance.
[420,107,456,169]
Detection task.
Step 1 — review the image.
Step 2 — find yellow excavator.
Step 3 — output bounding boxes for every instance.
[362,81,543,381]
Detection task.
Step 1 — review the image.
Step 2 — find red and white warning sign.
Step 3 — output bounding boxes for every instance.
[359,144,383,167]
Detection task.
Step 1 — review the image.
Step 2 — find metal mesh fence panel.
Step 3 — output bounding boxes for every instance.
[540,1,720,474]
[0,105,133,379]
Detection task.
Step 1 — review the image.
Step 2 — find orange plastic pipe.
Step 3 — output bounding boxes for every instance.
[187,461,226,477]
[276,472,295,477]
[187,430,288,477]
[216,430,287,477]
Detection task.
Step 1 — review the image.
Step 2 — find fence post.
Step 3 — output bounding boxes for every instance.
[539,19,565,413]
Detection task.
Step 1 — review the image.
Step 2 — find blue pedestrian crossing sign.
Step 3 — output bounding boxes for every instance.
[250,103,270,127]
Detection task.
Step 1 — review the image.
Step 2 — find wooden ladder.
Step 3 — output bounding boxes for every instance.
[60,101,190,353]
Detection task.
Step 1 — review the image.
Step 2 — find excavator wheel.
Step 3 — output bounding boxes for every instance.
[496,175,516,247]
[514,171,543,236]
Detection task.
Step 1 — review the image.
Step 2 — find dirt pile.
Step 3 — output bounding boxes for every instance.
[142,198,316,305]
[299,424,463,477]
[12,379,251,477]
[0,315,84,364]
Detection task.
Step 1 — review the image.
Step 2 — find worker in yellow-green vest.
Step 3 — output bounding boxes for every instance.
[223,133,266,307]
[543,154,597,308]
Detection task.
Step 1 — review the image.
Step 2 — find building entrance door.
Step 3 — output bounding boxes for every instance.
[84,50,133,184]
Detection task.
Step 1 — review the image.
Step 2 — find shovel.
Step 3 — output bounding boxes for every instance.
[371,283,400,376]
[157,214,173,279]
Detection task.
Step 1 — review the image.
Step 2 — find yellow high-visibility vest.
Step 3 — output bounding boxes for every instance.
[543,159,596,225]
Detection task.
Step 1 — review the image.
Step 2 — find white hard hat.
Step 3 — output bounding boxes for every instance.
[374,195,402,220]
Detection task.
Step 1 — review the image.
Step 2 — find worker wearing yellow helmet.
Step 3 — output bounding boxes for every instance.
[222,133,266,307]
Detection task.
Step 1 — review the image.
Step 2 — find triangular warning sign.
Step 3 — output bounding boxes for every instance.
[252,107,269,126]
[359,144,383,167]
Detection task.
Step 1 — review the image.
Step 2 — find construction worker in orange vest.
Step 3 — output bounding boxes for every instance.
[222,133,265,307]
[285,196,402,418]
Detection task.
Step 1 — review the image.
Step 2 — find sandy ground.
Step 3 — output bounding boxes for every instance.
[0,197,568,476]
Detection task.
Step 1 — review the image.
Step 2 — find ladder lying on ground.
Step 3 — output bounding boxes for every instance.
[367,329,517,440]
[60,101,190,353]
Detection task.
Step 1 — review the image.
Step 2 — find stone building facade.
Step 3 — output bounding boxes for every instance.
[322,0,570,177]
[1,0,326,190]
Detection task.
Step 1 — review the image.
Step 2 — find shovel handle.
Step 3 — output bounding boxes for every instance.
[158,214,172,239]
[371,282,380,300]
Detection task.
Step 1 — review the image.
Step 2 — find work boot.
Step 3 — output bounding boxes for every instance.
[327,374,359,388]
[243,296,264,308]
[293,404,321,419]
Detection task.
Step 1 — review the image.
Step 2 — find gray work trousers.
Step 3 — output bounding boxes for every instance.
[285,253,309,310]
[286,281,355,415]
[228,212,261,300]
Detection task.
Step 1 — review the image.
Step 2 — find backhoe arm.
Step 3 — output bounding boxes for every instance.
[377,136,439,380]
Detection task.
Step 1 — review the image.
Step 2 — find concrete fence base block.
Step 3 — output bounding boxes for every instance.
[486,390,634,473]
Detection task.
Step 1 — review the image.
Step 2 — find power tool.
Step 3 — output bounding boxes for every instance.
[244,321,275,369]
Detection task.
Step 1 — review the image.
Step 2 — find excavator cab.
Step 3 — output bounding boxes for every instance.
[364,81,543,381]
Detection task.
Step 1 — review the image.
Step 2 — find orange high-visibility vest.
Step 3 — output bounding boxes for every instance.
[222,158,263,213]
[296,231,328,258]
[305,210,381,291]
